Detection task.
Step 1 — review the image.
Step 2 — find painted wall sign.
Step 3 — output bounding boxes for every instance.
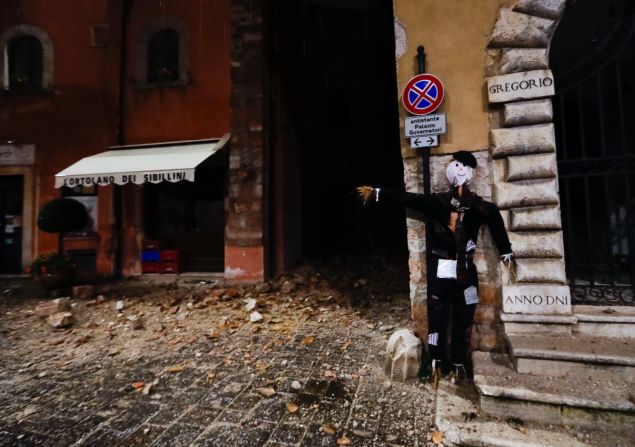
[404,114,447,137]
[502,285,572,315]
[0,144,35,166]
[402,74,444,115]
[57,170,193,188]
[410,135,439,148]
[487,69,555,103]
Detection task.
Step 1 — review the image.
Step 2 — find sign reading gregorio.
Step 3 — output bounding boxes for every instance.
[502,285,572,315]
[486,69,555,104]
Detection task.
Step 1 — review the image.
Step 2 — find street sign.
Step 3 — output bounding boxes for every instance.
[404,114,447,137]
[410,135,438,148]
[402,73,444,115]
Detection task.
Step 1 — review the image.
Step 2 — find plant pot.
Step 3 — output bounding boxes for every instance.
[36,265,77,291]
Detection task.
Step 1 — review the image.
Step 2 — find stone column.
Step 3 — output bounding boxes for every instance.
[485,1,572,327]
[226,0,265,282]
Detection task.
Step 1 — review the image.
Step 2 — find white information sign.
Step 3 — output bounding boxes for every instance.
[410,135,439,148]
[404,114,447,138]
[0,144,35,166]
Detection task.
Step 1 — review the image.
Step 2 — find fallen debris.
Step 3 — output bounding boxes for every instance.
[47,312,73,328]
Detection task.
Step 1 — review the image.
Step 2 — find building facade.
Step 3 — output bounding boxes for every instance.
[1,0,633,332]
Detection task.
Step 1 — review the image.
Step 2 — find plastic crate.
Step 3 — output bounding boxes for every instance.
[160,260,180,274]
[142,262,161,274]
[141,250,160,262]
[143,240,161,250]
[160,250,179,261]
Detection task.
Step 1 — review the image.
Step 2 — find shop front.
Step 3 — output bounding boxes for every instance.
[0,143,35,275]
[54,135,229,277]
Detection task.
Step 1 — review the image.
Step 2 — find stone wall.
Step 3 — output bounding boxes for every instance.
[486,0,571,317]
[226,0,265,281]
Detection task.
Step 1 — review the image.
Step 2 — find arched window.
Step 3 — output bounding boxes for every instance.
[8,35,43,90]
[147,29,179,83]
[0,25,53,91]
[137,18,189,88]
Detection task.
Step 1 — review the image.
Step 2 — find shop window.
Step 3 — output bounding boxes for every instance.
[0,25,54,92]
[137,18,190,88]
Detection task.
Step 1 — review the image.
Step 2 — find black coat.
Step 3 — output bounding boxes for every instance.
[377,187,512,287]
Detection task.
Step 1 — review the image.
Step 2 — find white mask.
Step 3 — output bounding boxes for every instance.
[446,160,474,187]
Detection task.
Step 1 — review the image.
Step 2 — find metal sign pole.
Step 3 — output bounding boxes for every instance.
[416,46,433,312]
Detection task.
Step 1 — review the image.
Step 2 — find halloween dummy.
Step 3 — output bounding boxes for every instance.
[357,151,513,383]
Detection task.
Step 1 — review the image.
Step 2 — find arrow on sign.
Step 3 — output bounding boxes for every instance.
[410,134,439,148]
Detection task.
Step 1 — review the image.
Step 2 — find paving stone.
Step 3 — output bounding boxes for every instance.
[79,428,125,447]
[269,422,308,444]
[192,424,237,447]
[116,423,166,447]
[148,423,203,447]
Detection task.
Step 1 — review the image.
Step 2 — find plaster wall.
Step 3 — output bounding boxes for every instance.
[393,0,514,157]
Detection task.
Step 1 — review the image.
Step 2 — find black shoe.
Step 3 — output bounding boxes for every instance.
[448,363,467,385]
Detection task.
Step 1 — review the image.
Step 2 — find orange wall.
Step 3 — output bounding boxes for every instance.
[0,0,231,273]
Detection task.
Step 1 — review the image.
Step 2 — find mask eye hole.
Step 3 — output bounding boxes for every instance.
[455,162,459,167]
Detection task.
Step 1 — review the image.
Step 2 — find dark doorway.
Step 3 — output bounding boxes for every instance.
[143,165,225,272]
[551,0,635,305]
[0,175,24,274]
[269,0,405,273]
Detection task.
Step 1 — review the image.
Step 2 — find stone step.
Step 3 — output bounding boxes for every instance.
[508,334,635,382]
[473,351,635,433]
[501,312,575,336]
[574,305,635,339]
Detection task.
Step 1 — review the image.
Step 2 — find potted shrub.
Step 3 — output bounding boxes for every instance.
[32,198,89,291]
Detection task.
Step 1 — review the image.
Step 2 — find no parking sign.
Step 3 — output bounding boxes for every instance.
[402,74,444,116]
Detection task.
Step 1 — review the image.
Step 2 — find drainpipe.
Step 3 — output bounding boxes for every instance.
[114,0,134,277]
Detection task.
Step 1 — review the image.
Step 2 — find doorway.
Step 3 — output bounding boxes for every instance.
[269,0,405,273]
[551,0,635,305]
[0,175,24,274]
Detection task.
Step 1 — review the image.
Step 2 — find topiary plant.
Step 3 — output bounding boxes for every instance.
[37,198,89,233]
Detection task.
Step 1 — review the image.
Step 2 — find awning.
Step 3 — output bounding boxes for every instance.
[54,134,230,188]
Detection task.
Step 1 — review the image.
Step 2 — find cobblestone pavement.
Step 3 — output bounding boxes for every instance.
[0,258,437,446]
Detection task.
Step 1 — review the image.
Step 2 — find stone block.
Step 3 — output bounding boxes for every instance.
[510,206,562,231]
[503,321,572,336]
[494,179,560,209]
[478,285,500,306]
[35,298,71,319]
[503,284,571,314]
[515,357,635,383]
[72,285,94,300]
[490,123,555,157]
[513,258,567,284]
[474,304,496,325]
[478,332,500,351]
[506,153,557,181]
[513,0,567,20]
[489,9,556,48]
[503,99,552,127]
[480,395,563,425]
[487,70,555,103]
[47,312,74,328]
[498,48,548,75]
[508,231,564,258]
[385,329,422,382]
[411,301,428,340]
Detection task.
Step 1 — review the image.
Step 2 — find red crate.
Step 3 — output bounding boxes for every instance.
[142,262,160,274]
[160,260,180,274]
[160,250,179,261]
[143,240,161,250]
